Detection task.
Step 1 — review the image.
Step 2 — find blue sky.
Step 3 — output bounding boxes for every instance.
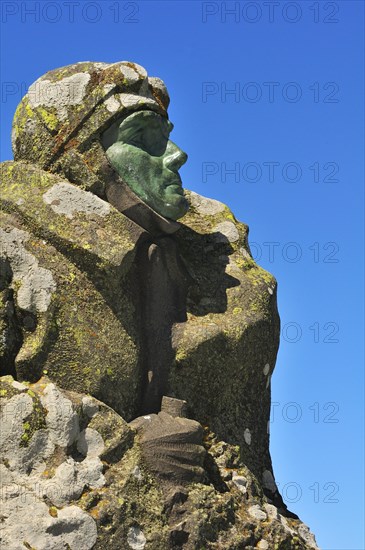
[1,1,364,548]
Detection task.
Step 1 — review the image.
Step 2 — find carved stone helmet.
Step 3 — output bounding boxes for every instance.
[12,61,170,199]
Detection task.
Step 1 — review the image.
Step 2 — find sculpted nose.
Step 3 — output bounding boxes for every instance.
[163,141,188,171]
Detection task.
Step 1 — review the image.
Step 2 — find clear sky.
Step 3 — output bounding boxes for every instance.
[1,2,364,548]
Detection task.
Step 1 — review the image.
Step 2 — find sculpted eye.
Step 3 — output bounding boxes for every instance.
[129,132,144,147]
[119,126,146,149]
[113,111,171,156]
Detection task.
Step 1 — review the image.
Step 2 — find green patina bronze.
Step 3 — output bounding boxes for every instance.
[104,110,189,220]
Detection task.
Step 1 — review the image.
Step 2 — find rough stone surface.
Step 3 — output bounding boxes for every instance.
[28,73,91,119]
[231,472,248,494]
[43,182,111,219]
[0,161,143,420]
[188,191,226,216]
[0,376,319,549]
[0,60,319,549]
[0,159,281,479]
[0,227,56,313]
[82,395,100,418]
[127,526,147,549]
[212,220,240,242]
[0,377,104,549]
[263,468,279,493]
[248,504,268,521]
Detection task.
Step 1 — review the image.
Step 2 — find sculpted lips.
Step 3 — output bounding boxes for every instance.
[165,184,184,196]
[163,172,184,193]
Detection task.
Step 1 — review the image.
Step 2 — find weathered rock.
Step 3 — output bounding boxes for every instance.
[0,376,319,549]
[0,160,279,478]
[170,190,279,479]
[0,376,118,549]
[1,62,279,477]
[0,160,146,421]
[0,60,318,548]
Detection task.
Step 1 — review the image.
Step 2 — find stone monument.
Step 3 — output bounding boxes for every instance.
[0,61,318,549]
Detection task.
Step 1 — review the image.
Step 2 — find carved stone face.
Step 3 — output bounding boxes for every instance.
[104,110,189,221]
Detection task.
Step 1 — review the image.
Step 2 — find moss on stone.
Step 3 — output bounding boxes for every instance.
[0,376,20,399]
[37,107,59,132]
[19,391,47,447]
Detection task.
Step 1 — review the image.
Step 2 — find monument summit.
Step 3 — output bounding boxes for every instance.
[0,61,318,549]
